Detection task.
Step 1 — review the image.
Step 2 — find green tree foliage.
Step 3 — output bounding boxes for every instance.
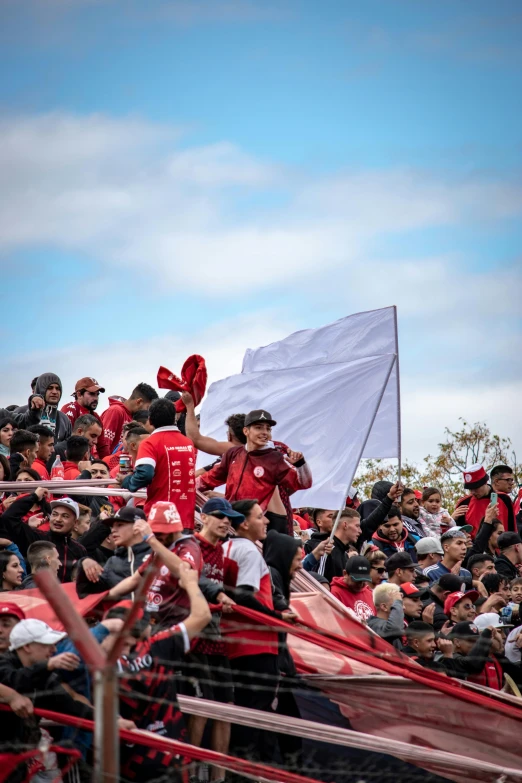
[354,420,518,512]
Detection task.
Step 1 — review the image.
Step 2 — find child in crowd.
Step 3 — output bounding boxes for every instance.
[419,487,455,538]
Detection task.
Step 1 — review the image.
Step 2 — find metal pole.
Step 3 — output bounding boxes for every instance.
[318,353,398,576]
[94,667,119,783]
[393,305,402,484]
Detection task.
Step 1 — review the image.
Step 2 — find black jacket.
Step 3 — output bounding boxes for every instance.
[494,553,519,581]
[358,481,393,521]
[303,531,349,582]
[76,540,151,597]
[0,649,93,747]
[264,530,302,676]
[441,629,493,680]
[0,406,42,430]
[463,521,496,566]
[0,492,86,583]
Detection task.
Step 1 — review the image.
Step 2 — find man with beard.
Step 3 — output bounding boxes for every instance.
[61,377,110,457]
[371,506,418,559]
[15,373,72,444]
[399,488,428,539]
[53,414,103,463]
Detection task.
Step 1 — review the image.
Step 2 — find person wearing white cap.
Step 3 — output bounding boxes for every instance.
[415,537,444,570]
[0,487,86,583]
[0,619,136,756]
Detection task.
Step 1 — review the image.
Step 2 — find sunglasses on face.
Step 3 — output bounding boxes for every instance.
[373,567,386,574]
[209,513,228,520]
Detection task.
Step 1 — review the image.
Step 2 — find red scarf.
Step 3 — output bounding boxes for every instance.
[157,354,207,412]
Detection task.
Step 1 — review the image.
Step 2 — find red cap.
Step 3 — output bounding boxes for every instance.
[400,582,421,597]
[73,377,105,395]
[444,590,479,616]
[463,464,488,490]
[0,603,26,622]
[148,501,182,534]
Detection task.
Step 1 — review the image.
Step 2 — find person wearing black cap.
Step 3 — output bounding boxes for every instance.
[404,621,451,673]
[442,622,496,683]
[198,409,312,533]
[330,556,375,621]
[75,506,151,597]
[385,552,417,586]
[495,532,522,581]
[400,582,424,623]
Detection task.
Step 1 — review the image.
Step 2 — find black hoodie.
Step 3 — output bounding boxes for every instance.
[358,480,393,521]
[263,530,302,676]
[15,372,72,444]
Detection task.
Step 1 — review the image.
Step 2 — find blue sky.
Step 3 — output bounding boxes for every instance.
[1,0,521,462]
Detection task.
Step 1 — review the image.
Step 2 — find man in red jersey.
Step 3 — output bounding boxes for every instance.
[101,383,158,454]
[60,377,110,457]
[197,409,312,524]
[120,398,196,529]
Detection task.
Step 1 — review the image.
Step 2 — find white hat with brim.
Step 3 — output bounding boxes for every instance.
[9,619,67,651]
[473,612,513,632]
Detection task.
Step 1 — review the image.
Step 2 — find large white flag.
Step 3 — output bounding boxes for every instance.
[198,306,400,508]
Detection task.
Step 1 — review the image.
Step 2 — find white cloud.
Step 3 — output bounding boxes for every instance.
[1,112,521,298]
[1,111,521,465]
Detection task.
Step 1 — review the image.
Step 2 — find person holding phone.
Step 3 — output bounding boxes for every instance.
[454,464,516,538]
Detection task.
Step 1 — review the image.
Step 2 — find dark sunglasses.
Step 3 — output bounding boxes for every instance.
[373,567,386,574]
[209,512,228,520]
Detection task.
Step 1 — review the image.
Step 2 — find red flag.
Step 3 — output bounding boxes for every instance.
[157,355,207,412]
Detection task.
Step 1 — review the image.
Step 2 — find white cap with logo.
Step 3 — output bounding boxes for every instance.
[50,497,80,519]
[9,619,67,651]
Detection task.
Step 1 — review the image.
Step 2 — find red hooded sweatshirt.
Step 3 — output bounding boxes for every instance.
[100,397,132,454]
[330,577,375,621]
[197,445,312,511]
[60,400,110,458]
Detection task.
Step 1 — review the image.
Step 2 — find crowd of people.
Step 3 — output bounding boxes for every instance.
[0,371,521,782]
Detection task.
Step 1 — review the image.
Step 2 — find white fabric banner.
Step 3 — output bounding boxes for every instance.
[198,306,400,509]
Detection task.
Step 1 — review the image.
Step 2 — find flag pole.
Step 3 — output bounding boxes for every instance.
[393,305,402,484]
[319,353,398,576]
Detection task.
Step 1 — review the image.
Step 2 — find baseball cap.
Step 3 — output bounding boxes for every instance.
[345,556,372,582]
[244,410,277,427]
[498,532,522,551]
[448,621,479,639]
[400,582,422,598]
[415,537,444,556]
[73,377,105,395]
[473,612,513,631]
[9,619,66,651]
[107,506,147,525]
[385,552,415,572]
[202,497,246,523]
[443,590,479,616]
[0,603,26,622]
[50,497,80,520]
[148,501,183,534]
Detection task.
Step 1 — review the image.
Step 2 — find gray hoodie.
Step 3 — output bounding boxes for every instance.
[15,372,72,443]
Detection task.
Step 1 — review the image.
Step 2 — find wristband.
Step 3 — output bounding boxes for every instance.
[143,533,155,543]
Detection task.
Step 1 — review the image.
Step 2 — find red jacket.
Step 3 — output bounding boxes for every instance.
[63,461,80,480]
[61,401,110,458]
[32,458,50,481]
[197,445,312,511]
[100,398,132,455]
[330,577,375,621]
[456,488,515,537]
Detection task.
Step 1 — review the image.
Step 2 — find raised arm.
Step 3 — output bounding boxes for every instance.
[182,392,231,456]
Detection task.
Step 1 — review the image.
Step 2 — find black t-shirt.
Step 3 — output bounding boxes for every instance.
[118,624,190,781]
